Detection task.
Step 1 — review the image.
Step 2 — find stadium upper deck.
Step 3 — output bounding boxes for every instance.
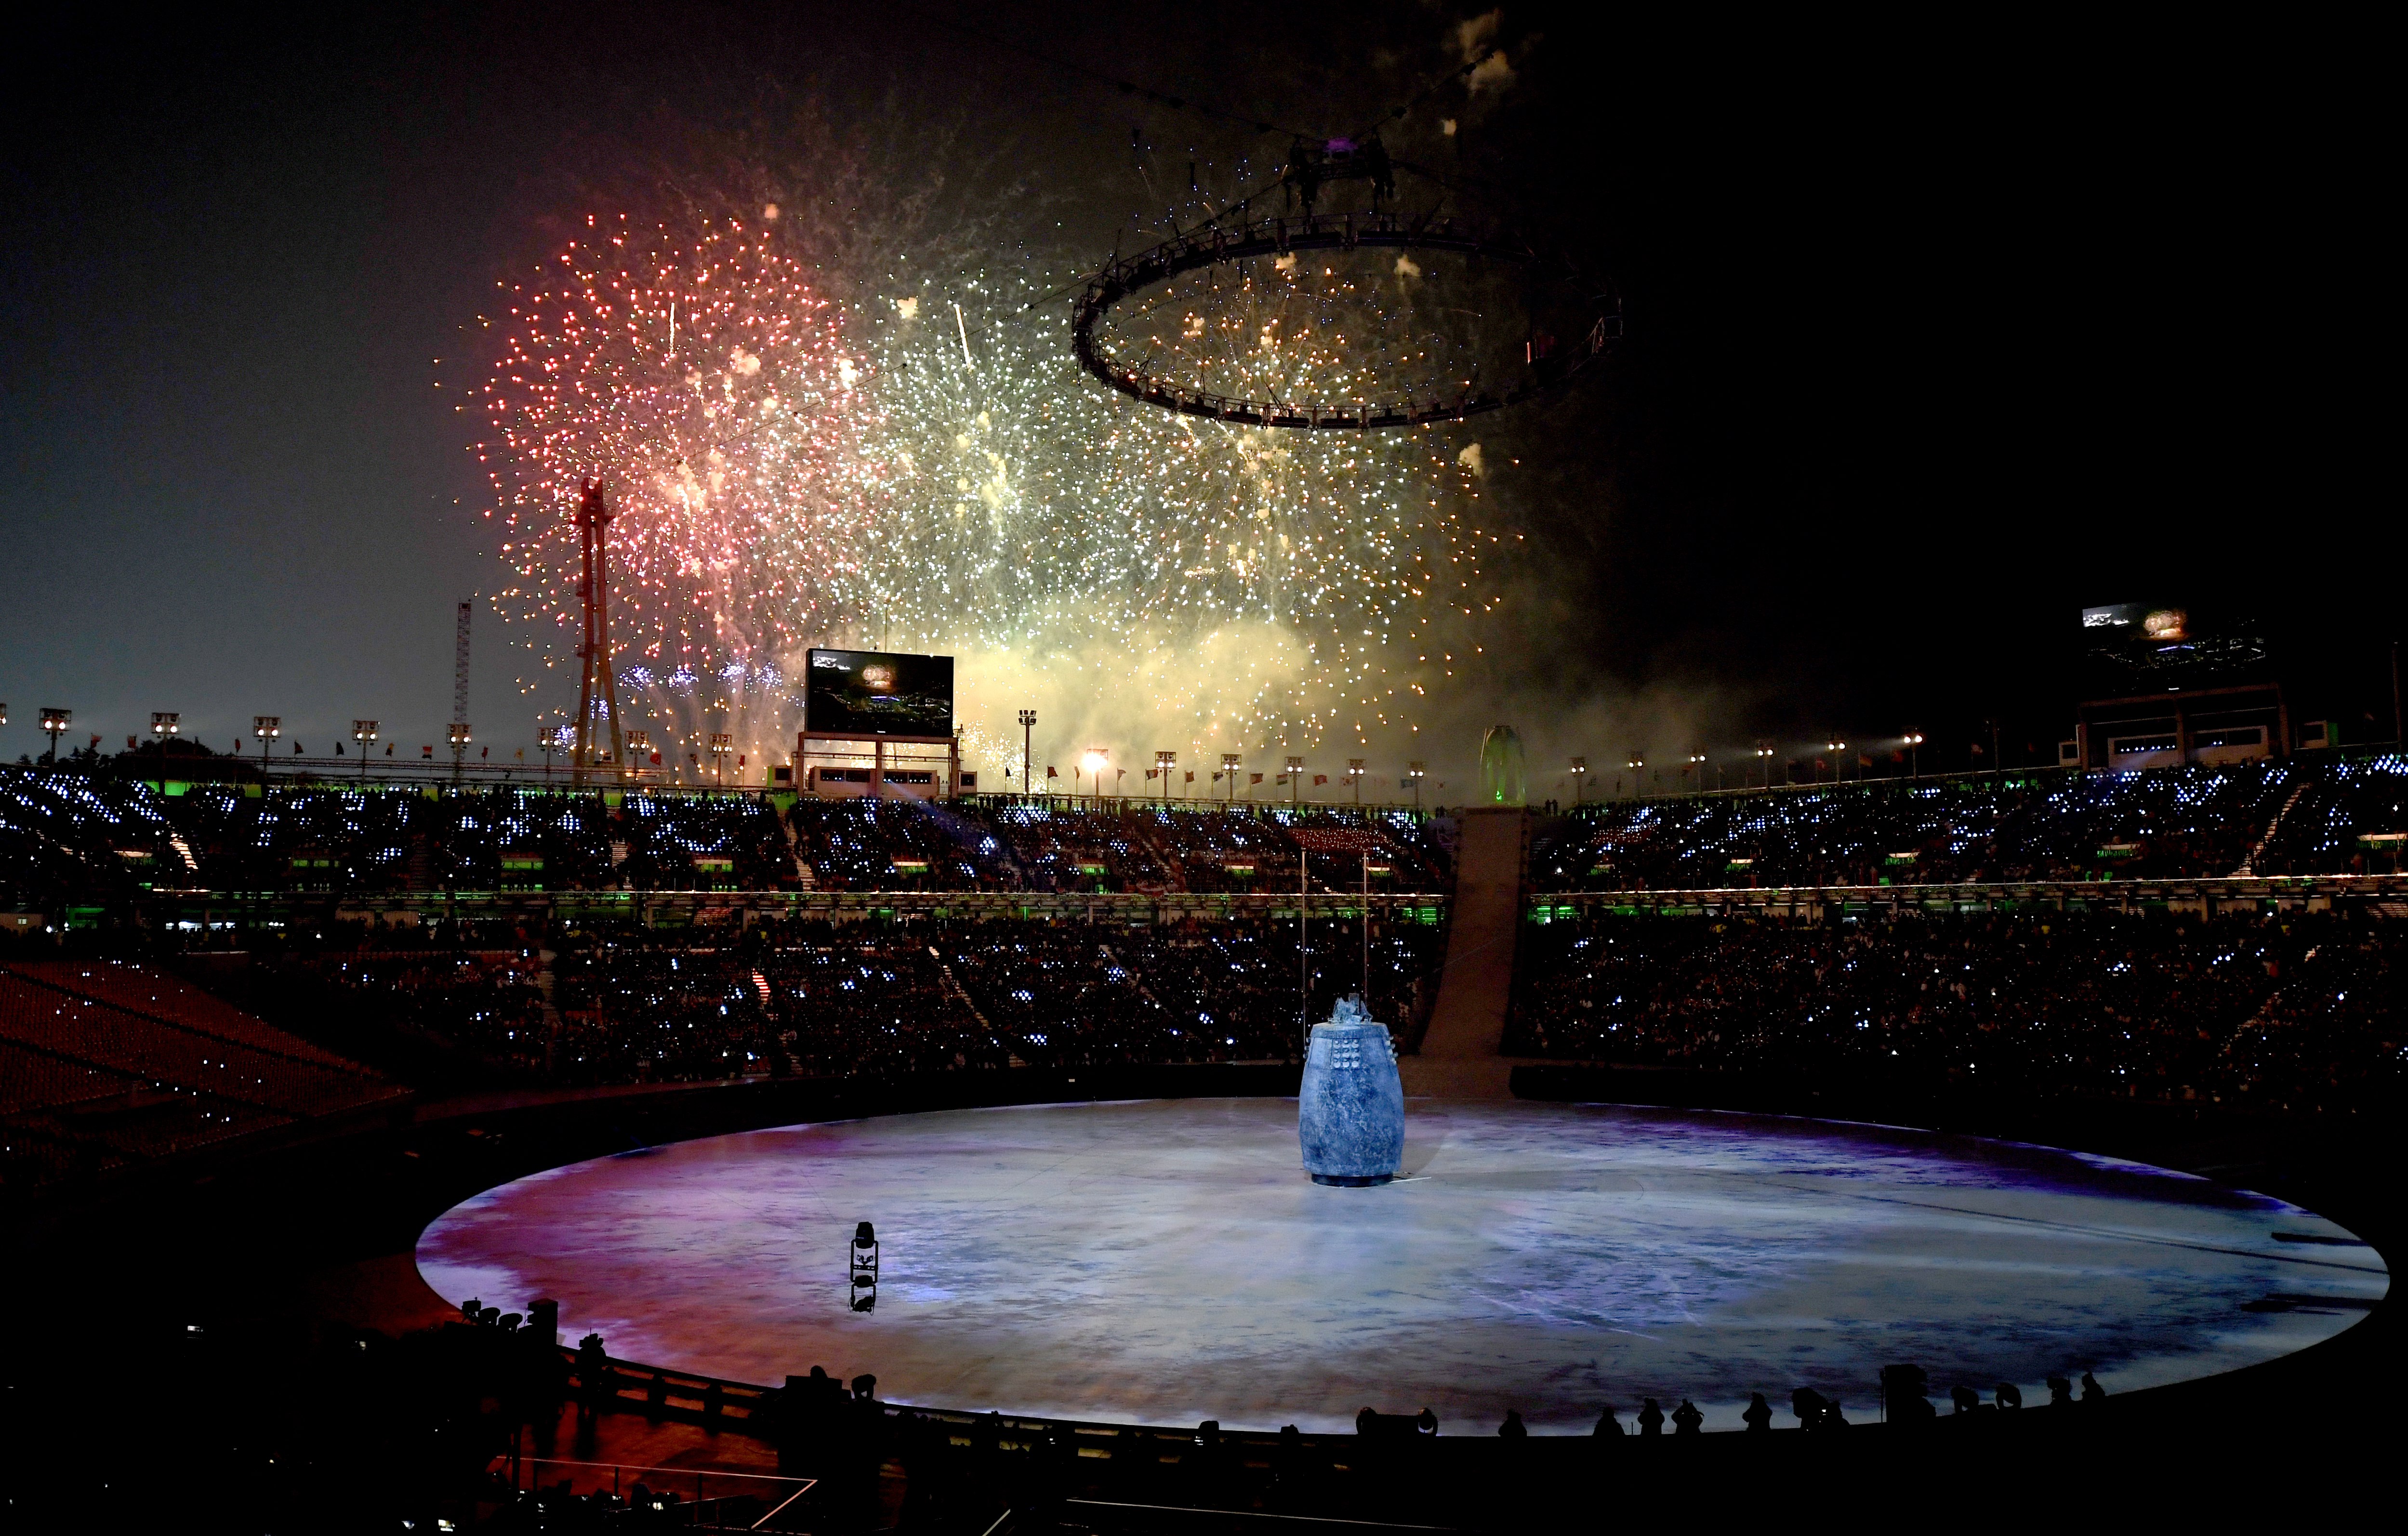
[1529,755,2408,892]
[0,772,1455,906]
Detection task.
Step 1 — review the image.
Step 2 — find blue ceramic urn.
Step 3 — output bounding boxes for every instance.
[1298,996,1404,1186]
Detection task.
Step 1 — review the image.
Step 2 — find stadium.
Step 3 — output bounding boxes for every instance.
[2,6,2395,1531]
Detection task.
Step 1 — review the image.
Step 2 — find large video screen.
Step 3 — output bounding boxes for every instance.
[2077,602,2265,690]
[804,649,954,738]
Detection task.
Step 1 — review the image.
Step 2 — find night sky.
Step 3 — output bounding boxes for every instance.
[1,5,2389,776]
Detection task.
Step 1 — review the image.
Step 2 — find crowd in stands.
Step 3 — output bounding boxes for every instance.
[9,755,2402,1116]
[790,798,1454,895]
[249,913,1448,1088]
[569,914,1443,1083]
[1509,906,2405,1112]
[0,766,1453,903]
[0,775,801,902]
[1532,757,2408,890]
[5,755,2397,909]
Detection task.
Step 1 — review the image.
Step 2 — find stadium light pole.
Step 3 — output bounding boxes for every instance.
[40,707,70,765]
[1348,758,1365,807]
[149,713,179,794]
[1298,842,1310,1054]
[1285,755,1305,810]
[1904,729,1925,780]
[1826,739,1846,784]
[253,715,279,779]
[1083,748,1109,808]
[709,732,732,793]
[1361,845,1371,1003]
[1157,750,1177,805]
[1019,710,1037,803]
[1626,752,1644,801]
[448,722,472,786]
[1222,752,1242,808]
[352,721,377,786]
[1687,751,1706,795]
[1755,740,1774,789]
[1406,760,1426,814]
[1569,756,1587,805]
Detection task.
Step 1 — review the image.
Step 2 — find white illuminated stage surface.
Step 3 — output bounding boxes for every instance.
[417,1099,2387,1431]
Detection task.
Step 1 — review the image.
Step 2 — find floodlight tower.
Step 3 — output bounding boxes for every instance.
[40,707,70,764]
[353,721,378,784]
[1156,750,1178,802]
[151,714,179,794]
[1221,753,1243,807]
[1284,755,1306,809]
[1019,710,1037,801]
[571,479,628,785]
[1568,756,1588,805]
[450,602,473,783]
[1405,760,1426,813]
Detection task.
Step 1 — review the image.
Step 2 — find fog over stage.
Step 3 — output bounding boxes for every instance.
[417,1099,2386,1431]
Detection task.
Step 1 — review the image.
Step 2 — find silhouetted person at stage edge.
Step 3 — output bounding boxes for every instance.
[1880,1364,1937,1426]
[1793,1388,1847,1432]
[771,1365,847,1479]
[1743,1393,1774,1433]
[1671,1400,1704,1435]
[2081,1371,2107,1403]
[1638,1398,1665,1436]
[1593,1406,1624,1438]
[1270,1424,1327,1513]
[893,1409,943,1529]
[833,1374,886,1529]
[574,1333,611,1424]
[1498,1410,1527,1439]
[2047,1375,2075,1407]
[1186,1420,1230,1506]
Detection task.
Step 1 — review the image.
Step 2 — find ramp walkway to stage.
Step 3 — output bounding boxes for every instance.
[1401,807,1535,1099]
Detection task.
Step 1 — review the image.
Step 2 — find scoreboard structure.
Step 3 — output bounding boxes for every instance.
[796,648,968,800]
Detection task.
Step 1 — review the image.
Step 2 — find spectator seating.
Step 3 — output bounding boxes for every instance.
[1529,762,2352,890]
[1507,907,2404,1113]
[2255,754,2408,874]
[286,913,1449,1089]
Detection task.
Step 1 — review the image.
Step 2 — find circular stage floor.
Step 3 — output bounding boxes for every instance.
[418,1099,2387,1432]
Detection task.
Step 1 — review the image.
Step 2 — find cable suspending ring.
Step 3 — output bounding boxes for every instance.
[1071,209,1621,430]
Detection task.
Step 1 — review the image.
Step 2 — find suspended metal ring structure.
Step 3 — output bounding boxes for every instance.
[1071,210,1622,430]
